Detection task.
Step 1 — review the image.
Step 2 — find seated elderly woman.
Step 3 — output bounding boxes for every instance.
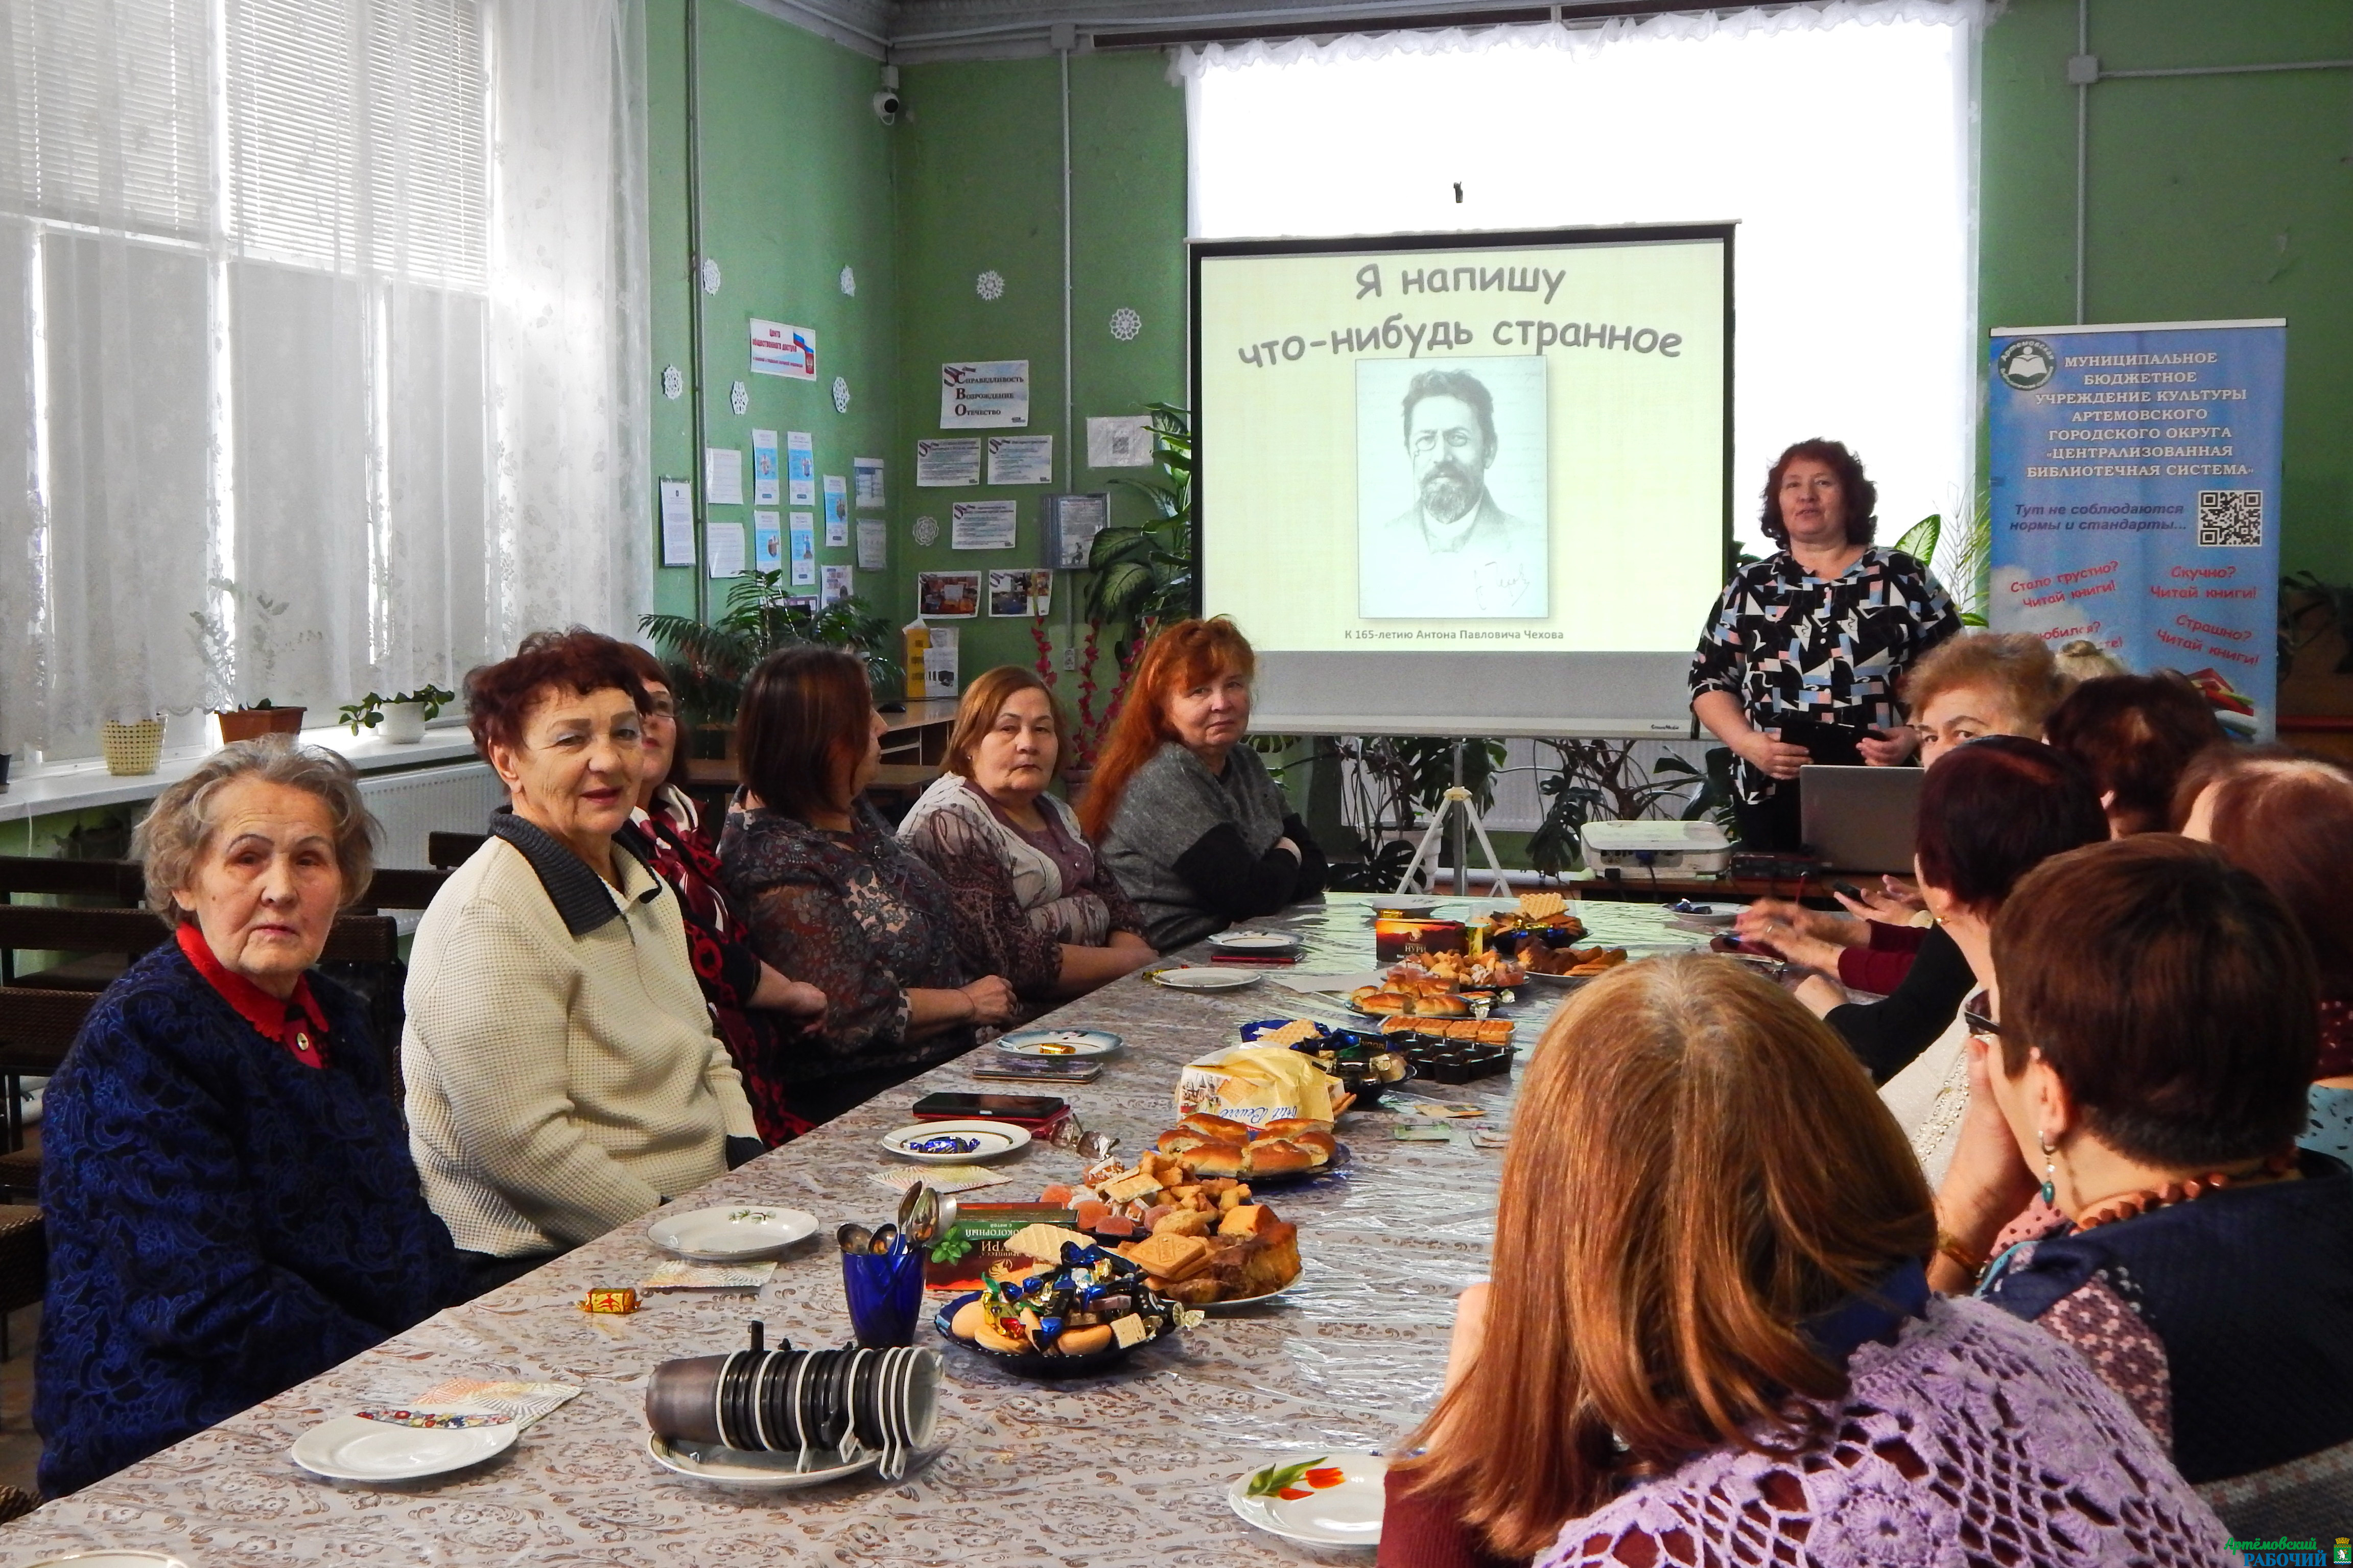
[1379,955,2228,1567]
[899,667,1157,1016]
[1773,736,2109,1086]
[2172,746,2353,1168]
[1934,836,2353,1525]
[36,744,460,1498]
[1738,631,2066,985]
[406,630,761,1292]
[1081,618,1325,951]
[2042,669,2224,836]
[722,647,1017,1126]
[612,641,827,1145]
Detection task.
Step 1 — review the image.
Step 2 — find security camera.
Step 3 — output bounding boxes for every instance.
[873,65,901,126]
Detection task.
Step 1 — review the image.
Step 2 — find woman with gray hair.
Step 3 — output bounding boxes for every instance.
[34,741,460,1499]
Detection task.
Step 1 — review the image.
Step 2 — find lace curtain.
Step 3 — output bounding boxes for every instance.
[0,0,649,759]
[1179,0,1986,560]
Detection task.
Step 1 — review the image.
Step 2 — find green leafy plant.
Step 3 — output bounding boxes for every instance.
[1892,492,1993,628]
[1264,734,1505,889]
[1523,741,1726,878]
[338,684,457,734]
[1085,403,1196,635]
[641,569,903,723]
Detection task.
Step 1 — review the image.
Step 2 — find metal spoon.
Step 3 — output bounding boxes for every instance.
[835,1222,873,1255]
[867,1224,898,1255]
[903,1184,942,1253]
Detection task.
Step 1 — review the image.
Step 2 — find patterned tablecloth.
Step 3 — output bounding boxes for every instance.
[1,895,1706,1566]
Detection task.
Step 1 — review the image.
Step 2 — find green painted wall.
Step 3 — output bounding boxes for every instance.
[890,52,1189,690]
[645,0,900,627]
[1981,0,2353,581]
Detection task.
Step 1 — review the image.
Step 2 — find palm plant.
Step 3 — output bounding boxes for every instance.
[640,569,902,725]
[1085,403,1196,634]
[1891,489,1993,627]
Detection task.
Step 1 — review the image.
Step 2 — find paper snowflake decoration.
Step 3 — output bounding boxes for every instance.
[976,270,1005,301]
[700,257,722,294]
[833,376,852,413]
[661,364,683,400]
[1110,307,1142,342]
[912,514,940,546]
[729,380,748,416]
[839,266,857,296]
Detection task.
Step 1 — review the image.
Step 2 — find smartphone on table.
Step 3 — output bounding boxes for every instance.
[909,1091,1071,1131]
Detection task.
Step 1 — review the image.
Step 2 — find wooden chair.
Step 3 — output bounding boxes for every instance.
[350,866,454,911]
[427,831,486,868]
[0,987,93,1187]
[0,1205,44,1361]
[0,856,147,987]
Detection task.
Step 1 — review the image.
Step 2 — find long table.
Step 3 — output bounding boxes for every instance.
[1,896,1704,1565]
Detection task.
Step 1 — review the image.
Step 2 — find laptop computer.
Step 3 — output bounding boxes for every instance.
[1798,765,1925,875]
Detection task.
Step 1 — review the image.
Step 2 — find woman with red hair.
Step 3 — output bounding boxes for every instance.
[1081,619,1324,951]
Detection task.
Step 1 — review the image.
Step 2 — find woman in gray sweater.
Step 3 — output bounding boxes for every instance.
[1079,619,1325,951]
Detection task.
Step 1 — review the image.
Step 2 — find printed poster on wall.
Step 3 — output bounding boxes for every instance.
[940,360,1030,428]
[751,320,817,381]
[751,430,780,506]
[1086,415,1154,469]
[707,521,745,578]
[987,435,1054,485]
[854,457,886,509]
[917,571,982,620]
[1987,317,2285,740]
[752,510,782,573]
[787,431,816,506]
[704,447,743,506]
[915,438,982,487]
[951,500,1018,551]
[789,513,816,586]
[823,475,850,547]
[821,564,854,606]
[659,479,695,566]
[856,517,888,572]
[987,568,1053,617]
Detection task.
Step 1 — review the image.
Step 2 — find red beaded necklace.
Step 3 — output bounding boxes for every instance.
[2068,1148,2301,1234]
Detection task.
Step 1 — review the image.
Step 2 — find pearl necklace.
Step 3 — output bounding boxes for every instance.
[2067,1149,2299,1234]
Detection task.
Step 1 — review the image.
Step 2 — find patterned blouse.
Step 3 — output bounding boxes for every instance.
[621,787,813,1146]
[720,801,974,1090]
[1689,548,1961,802]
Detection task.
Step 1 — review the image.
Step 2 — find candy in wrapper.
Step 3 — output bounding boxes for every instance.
[581,1287,640,1314]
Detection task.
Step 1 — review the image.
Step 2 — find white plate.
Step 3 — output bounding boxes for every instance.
[995,1027,1122,1058]
[23,1556,193,1568]
[647,1433,879,1489]
[1148,966,1263,991]
[1207,929,1301,951]
[1667,901,1744,926]
[880,1119,1032,1163]
[646,1204,820,1262]
[1368,897,1442,918]
[1198,1266,1305,1313]
[290,1414,519,1483]
[1227,1451,1389,1546]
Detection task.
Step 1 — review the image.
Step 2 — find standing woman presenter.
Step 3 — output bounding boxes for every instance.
[1689,439,1962,851]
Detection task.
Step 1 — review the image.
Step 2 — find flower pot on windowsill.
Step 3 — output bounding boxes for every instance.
[102,719,166,776]
[378,702,429,744]
[217,706,305,745]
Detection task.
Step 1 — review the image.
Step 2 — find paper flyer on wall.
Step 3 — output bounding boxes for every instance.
[823,475,850,547]
[915,438,982,487]
[854,457,886,509]
[916,571,982,620]
[940,360,1030,429]
[704,447,743,507]
[1086,415,1154,469]
[1041,492,1108,569]
[789,513,816,586]
[951,499,1017,551]
[752,510,782,573]
[856,517,888,572]
[986,435,1054,485]
[923,625,961,697]
[658,479,695,566]
[821,564,854,606]
[707,521,745,578]
[751,430,780,505]
[750,319,816,381]
[987,568,1052,617]
[787,431,815,505]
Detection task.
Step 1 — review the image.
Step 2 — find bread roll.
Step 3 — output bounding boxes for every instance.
[1184,1141,1248,1180]
[1158,1128,1216,1155]
[1054,1323,1114,1357]
[1180,1111,1253,1141]
[1357,992,1406,1016]
[950,1298,988,1341]
[1259,1117,1333,1140]
[1287,1129,1338,1163]
[975,1316,1028,1355]
[1245,1138,1312,1177]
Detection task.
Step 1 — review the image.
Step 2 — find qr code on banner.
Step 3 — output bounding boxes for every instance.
[2198,489,2264,547]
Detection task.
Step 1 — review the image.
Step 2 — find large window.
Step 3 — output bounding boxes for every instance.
[1182,0,1984,568]
[0,0,646,758]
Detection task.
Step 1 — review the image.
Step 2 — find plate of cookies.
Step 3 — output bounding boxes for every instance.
[935,1223,1192,1376]
[1039,1161,1304,1308]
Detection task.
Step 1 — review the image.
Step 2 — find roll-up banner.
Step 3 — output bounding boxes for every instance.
[1987,318,2286,740]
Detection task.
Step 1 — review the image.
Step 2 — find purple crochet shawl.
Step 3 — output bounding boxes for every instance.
[1535,1297,2234,1568]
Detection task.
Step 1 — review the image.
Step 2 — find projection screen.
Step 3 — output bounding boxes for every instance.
[1193,224,1733,737]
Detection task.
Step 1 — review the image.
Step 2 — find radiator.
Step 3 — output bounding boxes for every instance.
[358,762,506,868]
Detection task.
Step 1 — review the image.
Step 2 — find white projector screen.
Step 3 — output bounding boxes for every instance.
[1193,225,1732,737]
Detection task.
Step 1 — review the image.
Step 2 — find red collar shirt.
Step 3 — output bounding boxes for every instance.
[175,923,332,1070]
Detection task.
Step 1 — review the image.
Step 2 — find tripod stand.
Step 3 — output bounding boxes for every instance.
[1395,783,1513,899]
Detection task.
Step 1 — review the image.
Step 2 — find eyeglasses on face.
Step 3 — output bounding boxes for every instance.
[1409,428,1480,457]
[1962,1008,1999,1037]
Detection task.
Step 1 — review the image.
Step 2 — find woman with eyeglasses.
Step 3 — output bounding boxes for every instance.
[404,630,763,1296]
[611,643,827,1146]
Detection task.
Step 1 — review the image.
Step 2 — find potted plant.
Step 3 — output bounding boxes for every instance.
[216,699,306,744]
[642,574,903,744]
[339,685,458,744]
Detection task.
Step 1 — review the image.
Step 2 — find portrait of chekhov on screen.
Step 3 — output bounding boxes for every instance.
[1358,364,1548,619]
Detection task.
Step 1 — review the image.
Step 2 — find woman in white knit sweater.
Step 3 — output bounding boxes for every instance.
[404,631,761,1296]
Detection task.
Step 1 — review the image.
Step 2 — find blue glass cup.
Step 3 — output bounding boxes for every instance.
[842,1249,925,1349]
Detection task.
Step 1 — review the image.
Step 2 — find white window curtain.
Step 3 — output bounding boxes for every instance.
[1180,0,1983,562]
[0,0,649,759]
